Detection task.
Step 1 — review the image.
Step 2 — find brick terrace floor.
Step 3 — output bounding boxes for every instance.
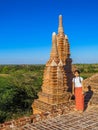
[21,105,98,130]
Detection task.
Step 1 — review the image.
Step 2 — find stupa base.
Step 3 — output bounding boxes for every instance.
[32,98,71,114]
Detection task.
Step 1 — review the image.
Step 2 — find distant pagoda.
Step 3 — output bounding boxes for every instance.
[32,15,73,114]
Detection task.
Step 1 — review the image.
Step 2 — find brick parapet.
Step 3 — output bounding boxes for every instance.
[0,101,75,130]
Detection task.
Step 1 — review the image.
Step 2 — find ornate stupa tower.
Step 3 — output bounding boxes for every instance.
[32,15,73,114]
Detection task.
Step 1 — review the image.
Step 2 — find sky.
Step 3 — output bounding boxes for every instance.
[0,0,98,64]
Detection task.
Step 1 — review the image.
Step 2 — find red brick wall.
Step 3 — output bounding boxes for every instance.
[0,102,74,130]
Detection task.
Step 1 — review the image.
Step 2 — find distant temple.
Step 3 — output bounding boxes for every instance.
[32,15,73,114]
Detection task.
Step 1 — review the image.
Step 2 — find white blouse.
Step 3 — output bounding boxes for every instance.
[72,77,83,88]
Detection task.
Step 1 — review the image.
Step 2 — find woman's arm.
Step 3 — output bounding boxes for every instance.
[82,80,84,94]
[72,82,75,95]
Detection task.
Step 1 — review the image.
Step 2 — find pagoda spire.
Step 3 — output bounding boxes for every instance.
[46,32,59,66]
[65,35,70,58]
[50,32,58,59]
[58,15,64,34]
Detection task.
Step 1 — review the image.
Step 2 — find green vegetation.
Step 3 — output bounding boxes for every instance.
[0,65,44,123]
[0,64,98,123]
[73,64,98,79]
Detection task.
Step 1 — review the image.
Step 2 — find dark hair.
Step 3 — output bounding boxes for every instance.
[74,70,80,74]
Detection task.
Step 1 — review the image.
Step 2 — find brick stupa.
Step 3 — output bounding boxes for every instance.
[32,15,73,114]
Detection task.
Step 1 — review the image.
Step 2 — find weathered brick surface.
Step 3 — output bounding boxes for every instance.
[84,73,98,105]
[0,101,74,130]
[0,98,98,129]
[21,105,98,130]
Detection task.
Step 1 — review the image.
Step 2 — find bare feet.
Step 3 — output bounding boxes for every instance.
[73,108,78,111]
[78,110,83,113]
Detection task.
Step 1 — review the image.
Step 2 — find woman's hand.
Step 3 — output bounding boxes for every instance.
[72,91,74,95]
[82,91,85,95]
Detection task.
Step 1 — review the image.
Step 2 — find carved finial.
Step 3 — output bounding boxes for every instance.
[58,15,64,34]
[65,35,68,39]
[53,32,56,35]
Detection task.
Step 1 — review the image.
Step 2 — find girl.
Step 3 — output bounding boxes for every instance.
[72,70,84,112]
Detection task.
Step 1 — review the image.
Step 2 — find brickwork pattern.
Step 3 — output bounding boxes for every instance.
[22,105,98,130]
[0,101,75,130]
